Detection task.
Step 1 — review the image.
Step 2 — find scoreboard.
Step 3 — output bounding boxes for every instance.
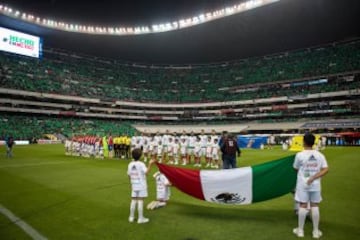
[0,26,42,58]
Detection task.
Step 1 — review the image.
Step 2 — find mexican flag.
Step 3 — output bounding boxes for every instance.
[156,155,296,204]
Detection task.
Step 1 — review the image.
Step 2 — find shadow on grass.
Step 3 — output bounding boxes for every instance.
[170,200,293,223]
[169,200,360,238]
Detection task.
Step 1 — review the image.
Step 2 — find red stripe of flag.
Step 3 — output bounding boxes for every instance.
[156,163,205,200]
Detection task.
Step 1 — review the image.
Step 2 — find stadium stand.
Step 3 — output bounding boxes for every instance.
[0,40,359,103]
[0,114,136,140]
[0,39,359,139]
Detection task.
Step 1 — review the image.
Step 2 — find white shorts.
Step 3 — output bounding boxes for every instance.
[206,151,212,158]
[187,147,195,155]
[200,147,206,157]
[157,189,170,201]
[295,189,322,203]
[180,148,186,156]
[194,150,201,158]
[131,189,148,198]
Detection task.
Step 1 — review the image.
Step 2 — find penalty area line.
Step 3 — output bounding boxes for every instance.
[0,204,48,240]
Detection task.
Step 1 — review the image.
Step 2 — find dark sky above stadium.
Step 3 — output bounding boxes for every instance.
[1,0,360,64]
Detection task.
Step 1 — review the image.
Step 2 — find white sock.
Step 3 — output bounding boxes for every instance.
[311,206,320,231]
[157,201,166,207]
[298,207,308,230]
[130,200,137,218]
[138,200,144,219]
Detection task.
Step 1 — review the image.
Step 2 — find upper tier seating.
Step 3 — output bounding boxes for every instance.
[0,40,359,103]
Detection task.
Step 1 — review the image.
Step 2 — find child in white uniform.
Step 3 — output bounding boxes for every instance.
[127,148,155,224]
[147,171,171,210]
[293,133,329,238]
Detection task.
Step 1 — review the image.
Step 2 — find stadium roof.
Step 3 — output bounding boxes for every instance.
[0,0,360,64]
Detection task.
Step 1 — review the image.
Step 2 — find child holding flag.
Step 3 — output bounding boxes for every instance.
[147,171,171,210]
[127,148,155,224]
[293,133,329,238]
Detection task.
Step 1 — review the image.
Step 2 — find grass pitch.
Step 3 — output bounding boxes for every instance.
[0,144,359,240]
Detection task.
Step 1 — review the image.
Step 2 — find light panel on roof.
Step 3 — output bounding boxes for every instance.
[0,0,280,36]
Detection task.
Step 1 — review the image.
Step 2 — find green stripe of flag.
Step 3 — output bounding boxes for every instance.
[252,155,296,203]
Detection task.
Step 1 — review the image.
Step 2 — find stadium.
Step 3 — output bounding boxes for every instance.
[0,0,359,239]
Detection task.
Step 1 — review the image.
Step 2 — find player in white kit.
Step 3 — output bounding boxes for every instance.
[172,138,180,165]
[193,136,202,167]
[199,129,208,161]
[187,131,197,165]
[180,130,188,143]
[180,137,188,165]
[162,130,170,163]
[211,138,220,168]
[157,140,163,163]
[167,137,174,164]
[205,136,213,168]
[150,137,158,161]
[293,133,329,239]
[142,133,150,162]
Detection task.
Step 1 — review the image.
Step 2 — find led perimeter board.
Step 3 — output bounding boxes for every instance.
[0,26,43,58]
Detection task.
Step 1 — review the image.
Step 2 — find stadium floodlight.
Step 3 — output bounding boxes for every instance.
[225,7,234,15]
[198,14,205,21]
[0,0,281,35]
[152,24,159,31]
[134,27,141,33]
[172,21,178,28]
[206,12,213,19]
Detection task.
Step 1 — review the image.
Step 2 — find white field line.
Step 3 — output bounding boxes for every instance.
[0,204,48,240]
[0,161,69,168]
